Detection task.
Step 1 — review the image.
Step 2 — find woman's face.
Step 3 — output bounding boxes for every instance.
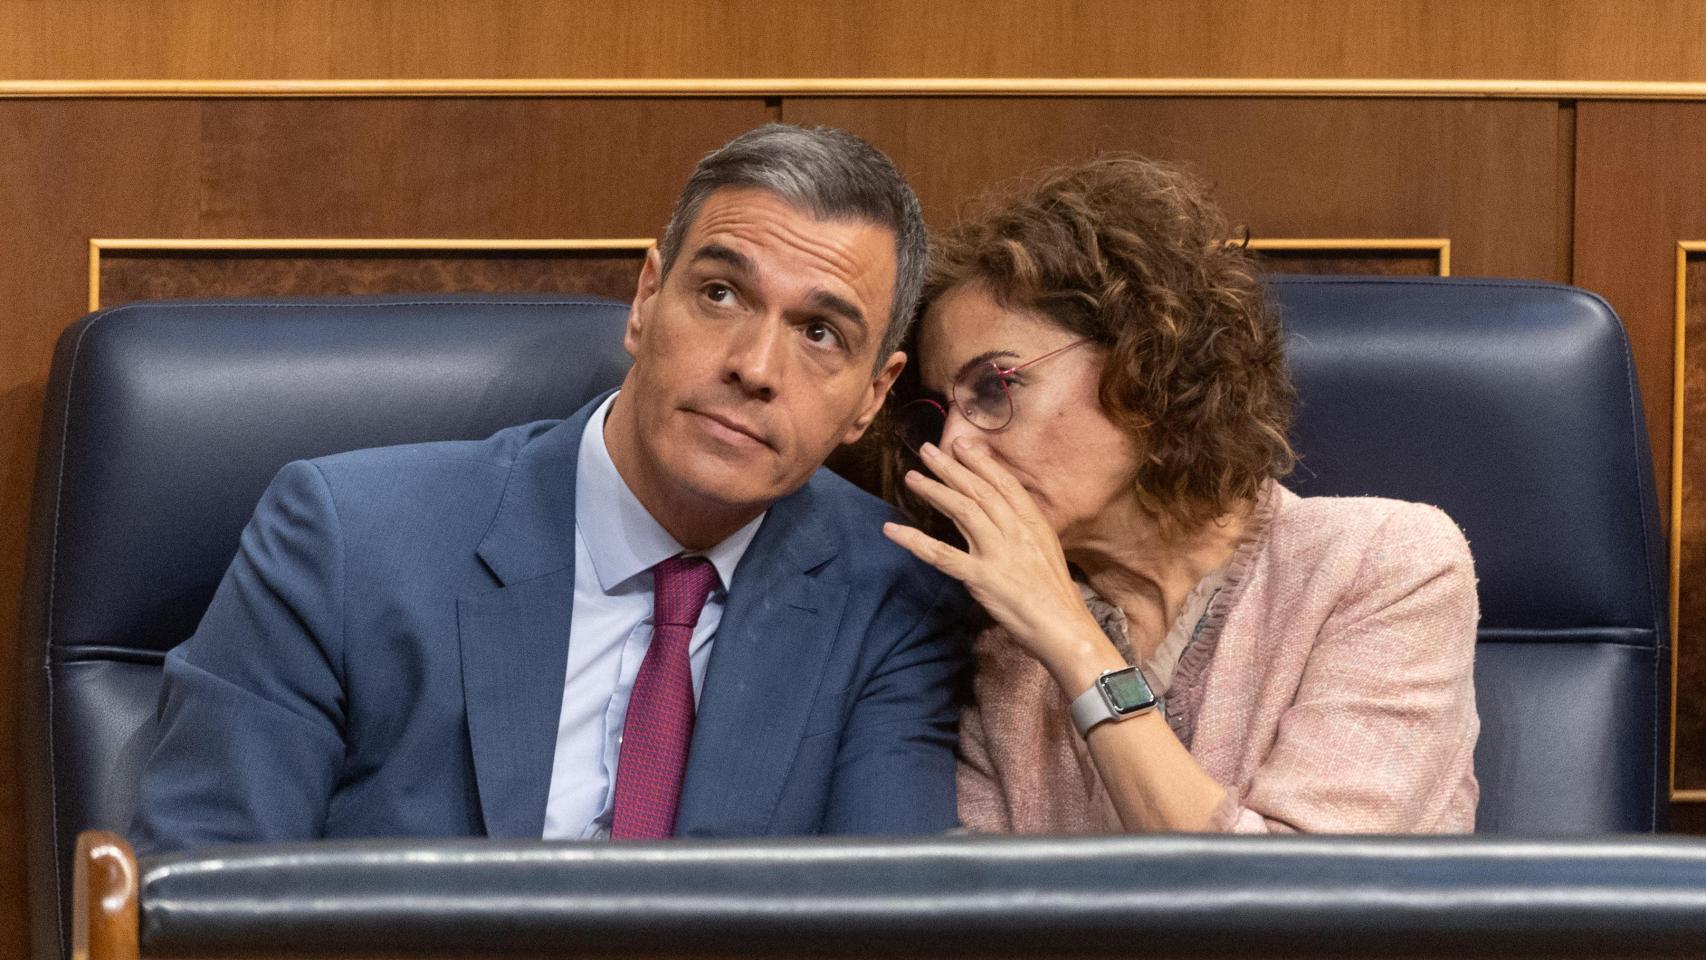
[915,282,1144,544]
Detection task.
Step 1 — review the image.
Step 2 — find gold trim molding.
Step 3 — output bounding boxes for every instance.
[16,77,1706,100]
[87,237,654,311]
[1247,238,1451,276]
[1672,241,1706,803]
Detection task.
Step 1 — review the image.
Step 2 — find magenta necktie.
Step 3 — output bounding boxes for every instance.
[611,554,719,840]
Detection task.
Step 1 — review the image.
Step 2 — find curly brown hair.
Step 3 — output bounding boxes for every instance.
[892,155,1297,537]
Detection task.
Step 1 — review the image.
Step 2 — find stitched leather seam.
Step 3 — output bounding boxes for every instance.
[1563,285,1665,831]
[46,307,126,952]
[1272,276,1580,293]
[1475,638,1658,649]
[1477,641,1660,654]
[1610,303,1667,831]
[54,648,168,665]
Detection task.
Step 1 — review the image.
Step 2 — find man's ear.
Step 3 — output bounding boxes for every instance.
[624,245,665,358]
[841,349,908,445]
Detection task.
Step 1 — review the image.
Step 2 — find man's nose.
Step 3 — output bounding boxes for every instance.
[723,314,785,400]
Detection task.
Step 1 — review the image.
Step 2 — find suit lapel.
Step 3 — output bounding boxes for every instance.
[675,481,845,836]
[456,570,576,839]
[457,398,603,839]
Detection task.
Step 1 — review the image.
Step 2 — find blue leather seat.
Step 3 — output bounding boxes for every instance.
[1272,277,1667,835]
[20,279,1670,960]
[21,295,636,960]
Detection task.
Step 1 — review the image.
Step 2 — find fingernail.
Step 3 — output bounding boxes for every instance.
[920,442,939,458]
[905,470,922,483]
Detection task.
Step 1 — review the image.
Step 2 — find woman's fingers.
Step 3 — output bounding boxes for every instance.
[919,441,1018,526]
[903,468,997,546]
[949,438,1048,525]
[882,521,974,580]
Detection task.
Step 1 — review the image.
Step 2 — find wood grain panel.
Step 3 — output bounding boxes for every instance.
[1680,252,1706,800]
[0,95,767,959]
[0,101,207,960]
[1574,103,1706,824]
[1671,801,1706,834]
[189,99,739,237]
[0,83,1694,958]
[784,97,1565,282]
[1252,251,1440,276]
[1576,103,1706,510]
[7,0,1706,83]
[97,249,645,307]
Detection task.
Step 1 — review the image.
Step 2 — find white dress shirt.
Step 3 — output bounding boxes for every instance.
[541,392,765,840]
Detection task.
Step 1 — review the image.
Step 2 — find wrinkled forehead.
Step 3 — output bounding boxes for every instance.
[686,188,899,336]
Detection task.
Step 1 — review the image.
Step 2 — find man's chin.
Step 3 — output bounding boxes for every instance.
[665,460,789,516]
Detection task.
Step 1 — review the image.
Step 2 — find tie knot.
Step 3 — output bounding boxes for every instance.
[652,555,718,628]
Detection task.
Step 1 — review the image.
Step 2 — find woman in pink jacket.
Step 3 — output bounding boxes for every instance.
[883,156,1480,834]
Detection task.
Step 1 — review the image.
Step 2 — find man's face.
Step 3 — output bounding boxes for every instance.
[609,187,905,535]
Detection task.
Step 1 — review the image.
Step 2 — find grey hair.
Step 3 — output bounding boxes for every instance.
[657,124,927,366]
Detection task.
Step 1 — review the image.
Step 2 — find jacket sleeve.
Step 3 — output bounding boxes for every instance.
[819,572,970,834]
[954,698,1013,832]
[1211,504,1481,834]
[130,460,349,853]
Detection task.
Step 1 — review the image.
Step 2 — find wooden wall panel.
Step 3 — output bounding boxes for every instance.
[1574,102,1706,825]
[1575,103,1706,501]
[783,98,1566,282]
[1251,250,1443,276]
[0,96,768,959]
[97,249,646,308]
[7,0,1706,83]
[0,53,1701,958]
[1253,253,1438,276]
[1681,253,1706,801]
[0,110,207,960]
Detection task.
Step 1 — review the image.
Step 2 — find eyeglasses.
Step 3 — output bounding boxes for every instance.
[893,338,1093,455]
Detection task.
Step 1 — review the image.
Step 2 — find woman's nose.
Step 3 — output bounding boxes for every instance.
[937,408,977,452]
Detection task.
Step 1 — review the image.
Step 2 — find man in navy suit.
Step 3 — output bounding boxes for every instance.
[132,125,966,851]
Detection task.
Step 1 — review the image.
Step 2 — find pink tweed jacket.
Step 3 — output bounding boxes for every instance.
[958,482,1481,834]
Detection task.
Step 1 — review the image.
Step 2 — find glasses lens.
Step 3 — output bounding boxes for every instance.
[895,399,946,454]
[956,364,1014,429]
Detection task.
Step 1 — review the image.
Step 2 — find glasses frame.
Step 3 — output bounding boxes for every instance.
[895,337,1094,454]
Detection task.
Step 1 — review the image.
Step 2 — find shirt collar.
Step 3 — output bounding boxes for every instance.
[575,391,765,594]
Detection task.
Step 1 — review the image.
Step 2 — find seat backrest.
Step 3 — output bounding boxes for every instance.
[1271,277,1668,835]
[21,280,1671,958]
[21,295,636,960]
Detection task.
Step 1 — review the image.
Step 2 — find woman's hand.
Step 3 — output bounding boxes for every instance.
[889,438,1230,832]
[883,438,1117,684]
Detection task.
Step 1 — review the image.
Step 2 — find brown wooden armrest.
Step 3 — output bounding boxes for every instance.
[72,830,139,960]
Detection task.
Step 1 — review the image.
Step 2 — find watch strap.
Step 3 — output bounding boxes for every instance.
[1070,682,1115,737]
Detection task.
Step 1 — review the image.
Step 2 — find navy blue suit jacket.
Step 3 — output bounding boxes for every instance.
[133,396,968,853]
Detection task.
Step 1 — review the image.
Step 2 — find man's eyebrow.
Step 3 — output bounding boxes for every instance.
[687,242,870,345]
[687,243,756,277]
[808,290,868,336]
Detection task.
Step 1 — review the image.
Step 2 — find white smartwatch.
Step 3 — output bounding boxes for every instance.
[1070,666,1158,737]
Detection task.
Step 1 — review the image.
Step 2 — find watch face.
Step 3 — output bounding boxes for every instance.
[1099,668,1156,713]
